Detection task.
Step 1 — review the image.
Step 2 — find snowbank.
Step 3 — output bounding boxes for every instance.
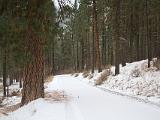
[76,59,160,104]
[0,98,67,120]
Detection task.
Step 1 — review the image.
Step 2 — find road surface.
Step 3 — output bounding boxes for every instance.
[46,75,160,120]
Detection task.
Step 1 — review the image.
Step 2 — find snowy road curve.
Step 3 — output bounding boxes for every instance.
[46,75,160,120]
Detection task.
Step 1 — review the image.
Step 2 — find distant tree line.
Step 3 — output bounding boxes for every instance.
[54,0,160,75]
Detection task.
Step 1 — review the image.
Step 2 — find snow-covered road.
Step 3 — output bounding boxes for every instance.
[1,75,160,120]
[47,75,160,120]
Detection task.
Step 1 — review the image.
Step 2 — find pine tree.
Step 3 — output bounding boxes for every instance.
[112,0,120,75]
[21,0,56,105]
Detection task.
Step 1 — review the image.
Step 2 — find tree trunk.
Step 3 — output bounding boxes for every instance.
[145,0,151,67]
[76,38,79,72]
[102,25,107,66]
[112,0,120,75]
[93,0,102,72]
[3,48,7,97]
[21,28,44,105]
[92,8,95,73]
[129,0,134,63]
[81,39,84,70]
[51,39,55,75]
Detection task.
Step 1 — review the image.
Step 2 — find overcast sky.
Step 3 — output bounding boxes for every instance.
[54,0,76,8]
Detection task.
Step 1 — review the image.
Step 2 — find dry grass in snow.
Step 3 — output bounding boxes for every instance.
[74,73,79,77]
[95,69,111,85]
[45,90,70,102]
[45,76,54,83]
[82,71,91,78]
[0,103,21,117]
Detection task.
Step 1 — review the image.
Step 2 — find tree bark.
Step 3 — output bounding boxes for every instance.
[21,0,46,105]
[112,0,120,75]
[2,48,7,97]
[92,7,95,73]
[93,0,102,72]
[21,28,44,105]
[145,0,151,67]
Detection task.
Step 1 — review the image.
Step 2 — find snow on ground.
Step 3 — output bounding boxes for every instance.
[0,82,21,107]
[1,75,160,120]
[0,82,21,97]
[102,60,160,103]
[1,96,21,107]
[1,98,68,120]
[76,59,160,104]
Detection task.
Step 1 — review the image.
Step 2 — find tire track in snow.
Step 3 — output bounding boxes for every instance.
[65,101,85,120]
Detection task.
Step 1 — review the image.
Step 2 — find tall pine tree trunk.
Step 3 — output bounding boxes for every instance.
[51,39,55,75]
[112,0,120,75]
[21,28,44,105]
[21,0,46,105]
[2,48,7,97]
[92,14,95,73]
[145,0,151,67]
[76,37,79,72]
[129,0,134,63]
[93,0,102,72]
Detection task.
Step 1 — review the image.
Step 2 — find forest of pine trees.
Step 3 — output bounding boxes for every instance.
[0,0,160,105]
[54,0,160,74]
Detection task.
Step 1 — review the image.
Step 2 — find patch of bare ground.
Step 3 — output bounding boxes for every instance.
[45,90,70,102]
[44,76,54,89]
[44,76,70,102]
[82,71,90,78]
[74,73,79,77]
[9,90,21,97]
[95,69,111,85]
[45,76,54,83]
[88,74,94,79]
[0,103,21,117]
